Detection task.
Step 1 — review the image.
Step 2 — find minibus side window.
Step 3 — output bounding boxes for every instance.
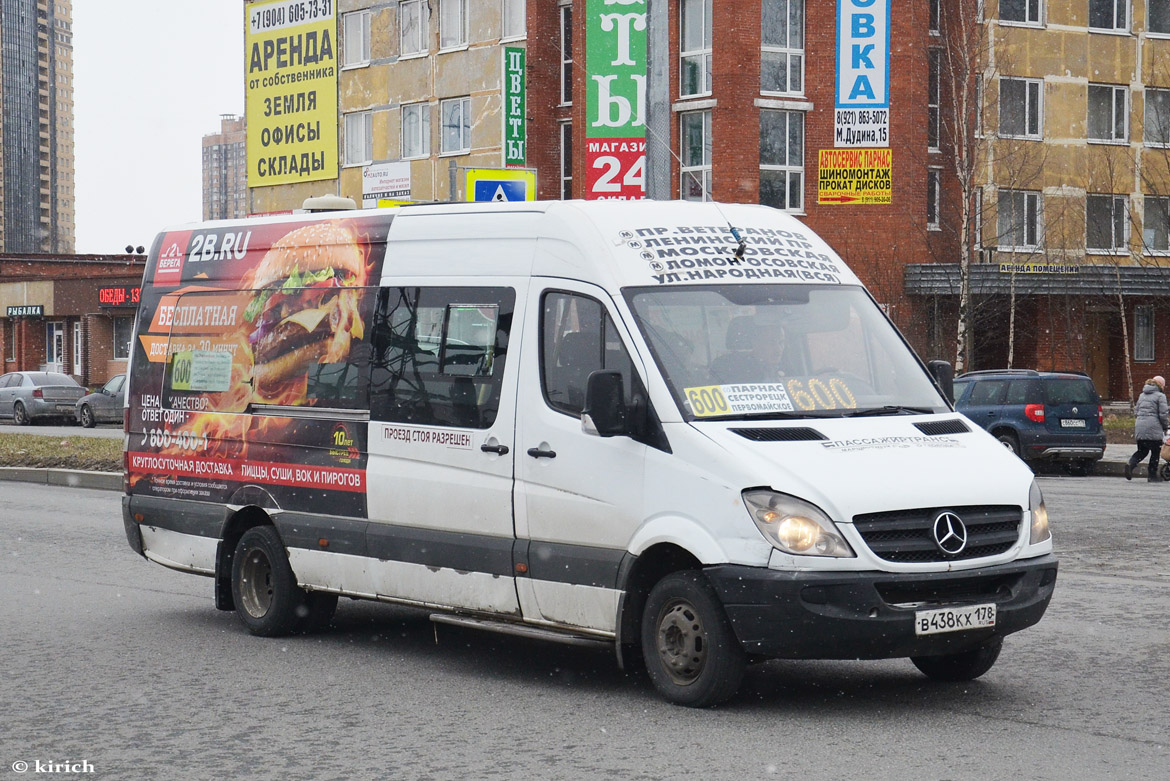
[540,291,636,416]
[369,287,514,428]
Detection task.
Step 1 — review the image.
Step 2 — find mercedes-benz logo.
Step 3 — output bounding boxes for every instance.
[932,511,968,555]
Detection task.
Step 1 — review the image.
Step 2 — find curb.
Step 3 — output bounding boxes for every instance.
[0,467,121,491]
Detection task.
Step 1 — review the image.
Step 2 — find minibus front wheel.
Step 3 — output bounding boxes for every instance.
[641,571,746,707]
[231,525,335,636]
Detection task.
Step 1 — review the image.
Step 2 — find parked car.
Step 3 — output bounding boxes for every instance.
[75,374,127,427]
[0,371,87,425]
[953,369,1106,475]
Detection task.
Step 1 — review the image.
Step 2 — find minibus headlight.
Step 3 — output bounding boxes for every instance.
[742,490,855,558]
[1029,479,1050,544]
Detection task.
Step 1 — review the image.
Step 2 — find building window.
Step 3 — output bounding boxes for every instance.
[999,77,1042,139]
[402,102,430,159]
[1135,305,1155,361]
[1000,0,1042,25]
[929,0,940,33]
[762,0,803,95]
[440,97,471,154]
[113,317,134,360]
[928,49,941,150]
[997,189,1041,249]
[342,10,372,67]
[7,324,15,361]
[1089,0,1127,31]
[560,122,573,199]
[1088,84,1128,142]
[928,167,942,230]
[681,0,712,97]
[759,110,804,212]
[681,111,712,201]
[46,322,65,366]
[1145,87,1170,146]
[400,0,426,56]
[1152,0,1170,34]
[560,2,573,104]
[1086,194,1128,252]
[72,321,82,374]
[503,0,526,39]
[440,0,468,49]
[1144,196,1170,252]
[345,111,373,166]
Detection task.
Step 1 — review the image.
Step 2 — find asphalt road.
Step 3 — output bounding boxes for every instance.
[0,477,1167,780]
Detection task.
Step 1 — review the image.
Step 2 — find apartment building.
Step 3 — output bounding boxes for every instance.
[202,114,249,221]
[0,0,75,253]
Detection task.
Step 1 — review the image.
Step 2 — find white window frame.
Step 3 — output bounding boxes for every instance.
[999,0,1043,26]
[1087,83,1128,143]
[399,0,427,57]
[440,96,471,155]
[996,189,1042,250]
[1151,0,1170,35]
[401,102,430,159]
[680,110,712,201]
[342,10,372,68]
[345,111,373,167]
[559,121,573,199]
[680,0,713,98]
[559,2,573,105]
[999,77,1043,139]
[1143,195,1170,253]
[1145,87,1170,146]
[929,0,940,33]
[1088,0,1128,32]
[759,109,805,213]
[502,0,526,40]
[928,49,941,151]
[1135,305,1155,362]
[72,321,82,374]
[46,321,65,367]
[928,167,942,231]
[761,0,804,96]
[439,0,469,51]
[1086,193,1129,253]
[113,317,133,361]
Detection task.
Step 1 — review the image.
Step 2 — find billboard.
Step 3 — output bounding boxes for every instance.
[817,148,892,205]
[245,0,339,187]
[835,0,890,147]
[585,0,646,200]
[504,47,527,167]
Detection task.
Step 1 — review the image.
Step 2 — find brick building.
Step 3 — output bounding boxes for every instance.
[0,254,147,385]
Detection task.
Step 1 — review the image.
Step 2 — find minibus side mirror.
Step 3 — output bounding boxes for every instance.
[582,371,628,437]
[927,360,954,404]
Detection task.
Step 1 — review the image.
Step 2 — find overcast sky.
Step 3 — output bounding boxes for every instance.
[73,0,244,254]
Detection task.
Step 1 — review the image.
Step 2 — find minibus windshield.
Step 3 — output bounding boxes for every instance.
[626,284,949,420]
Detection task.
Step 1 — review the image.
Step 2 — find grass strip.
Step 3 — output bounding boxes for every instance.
[0,433,121,472]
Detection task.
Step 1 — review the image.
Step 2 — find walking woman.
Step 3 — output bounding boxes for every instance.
[1126,376,1169,482]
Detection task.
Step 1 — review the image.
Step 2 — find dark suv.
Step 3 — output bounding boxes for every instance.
[953,369,1106,475]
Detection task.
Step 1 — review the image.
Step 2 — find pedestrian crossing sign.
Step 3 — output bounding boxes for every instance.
[465,168,537,202]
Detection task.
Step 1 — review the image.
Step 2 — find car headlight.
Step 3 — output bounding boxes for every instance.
[1029,479,1050,544]
[742,490,855,558]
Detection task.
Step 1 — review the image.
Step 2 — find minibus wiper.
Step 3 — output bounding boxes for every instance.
[845,405,935,417]
[700,410,822,421]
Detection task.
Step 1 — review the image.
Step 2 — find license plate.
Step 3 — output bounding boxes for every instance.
[56,404,74,412]
[1060,418,1087,428]
[915,604,996,636]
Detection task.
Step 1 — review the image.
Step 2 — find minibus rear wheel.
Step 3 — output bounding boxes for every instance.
[911,637,1003,682]
[231,525,307,637]
[641,571,746,707]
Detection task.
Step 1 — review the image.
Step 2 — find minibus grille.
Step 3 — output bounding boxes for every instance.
[852,505,1022,563]
[730,427,827,442]
[913,419,970,436]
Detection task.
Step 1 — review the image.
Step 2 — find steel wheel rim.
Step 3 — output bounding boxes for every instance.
[655,598,707,686]
[239,546,274,618]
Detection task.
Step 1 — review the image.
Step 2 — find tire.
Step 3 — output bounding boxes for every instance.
[12,401,29,426]
[1065,459,1094,477]
[79,404,96,428]
[230,525,307,637]
[641,571,746,707]
[1161,463,1170,482]
[912,637,1003,682]
[995,431,1021,459]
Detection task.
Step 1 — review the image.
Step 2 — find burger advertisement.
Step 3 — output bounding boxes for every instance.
[126,217,392,518]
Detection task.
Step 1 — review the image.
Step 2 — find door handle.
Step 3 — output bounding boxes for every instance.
[526,447,557,459]
[480,443,510,455]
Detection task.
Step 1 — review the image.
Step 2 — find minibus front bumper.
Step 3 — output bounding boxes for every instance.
[704,555,1058,659]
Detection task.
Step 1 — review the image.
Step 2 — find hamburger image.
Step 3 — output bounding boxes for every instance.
[241,222,370,402]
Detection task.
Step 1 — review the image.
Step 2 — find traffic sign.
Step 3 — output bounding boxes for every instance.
[464,168,537,202]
